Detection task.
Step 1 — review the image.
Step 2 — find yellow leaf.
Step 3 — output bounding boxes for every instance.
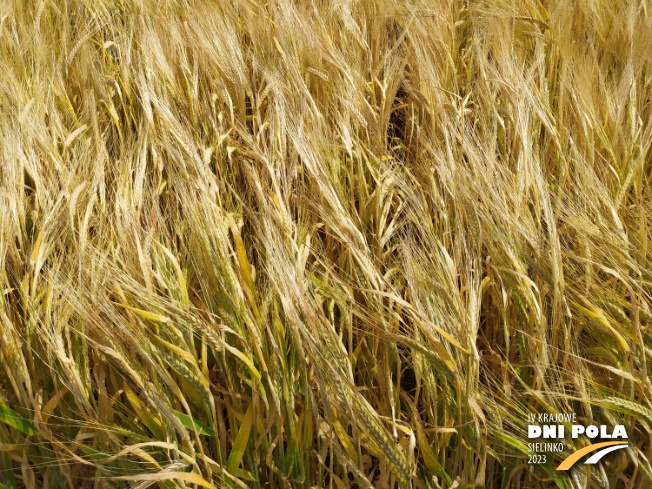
[227,404,254,473]
[570,299,629,353]
[124,387,165,440]
[29,229,43,265]
[154,241,189,306]
[111,301,170,323]
[331,408,359,466]
[41,388,68,424]
[222,343,261,380]
[114,471,215,488]
[153,336,198,368]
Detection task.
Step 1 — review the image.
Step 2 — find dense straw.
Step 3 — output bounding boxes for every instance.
[0,0,651,488]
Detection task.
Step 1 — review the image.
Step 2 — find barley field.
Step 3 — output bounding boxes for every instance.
[0,0,651,488]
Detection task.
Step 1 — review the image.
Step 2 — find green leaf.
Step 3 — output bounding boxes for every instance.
[283,439,297,477]
[173,409,214,437]
[124,388,165,440]
[541,463,570,489]
[417,429,453,485]
[227,404,253,473]
[0,403,35,436]
[232,468,257,482]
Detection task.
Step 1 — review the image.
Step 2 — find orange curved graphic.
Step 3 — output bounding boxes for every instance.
[557,441,628,470]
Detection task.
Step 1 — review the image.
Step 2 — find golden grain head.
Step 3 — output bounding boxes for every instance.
[0,0,651,488]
